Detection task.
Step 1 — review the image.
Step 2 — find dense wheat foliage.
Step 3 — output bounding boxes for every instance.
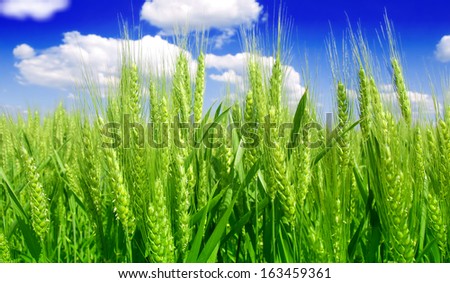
[0,19,449,263]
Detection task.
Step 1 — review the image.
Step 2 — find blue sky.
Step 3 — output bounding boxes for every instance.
[0,0,449,115]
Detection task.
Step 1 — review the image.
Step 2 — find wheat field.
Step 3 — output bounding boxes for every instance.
[0,18,449,263]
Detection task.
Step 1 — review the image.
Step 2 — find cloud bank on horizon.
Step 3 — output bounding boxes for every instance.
[12,30,305,108]
[0,0,70,21]
[10,0,306,106]
[4,0,448,112]
[13,31,195,90]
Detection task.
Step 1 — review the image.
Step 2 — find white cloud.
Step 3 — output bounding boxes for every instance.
[13,44,35,59]
[140,0,262,48]
[206,52,305,108]
[379,84,394,93]
[209,70,245,91]
[407,91,439,114]
[213,29,236,49]
[0,0,70,21]
[378,84,439,115]
[344,83,440,117]
[435,35,450,63]
[206,53,248,72]
[13,31,193,91]
[210,70,243,84]
[141,0,262,32]
[284,68,307,108]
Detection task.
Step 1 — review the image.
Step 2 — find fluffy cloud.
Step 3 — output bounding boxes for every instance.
[435,36,450,63]
[213,29,236,49]
[210,70,243,84]
[140,0,262,48]
[206,52,305,108]
[141,0,262,32]
[284,69,307,107]
[209,70,245,91]
[13,44,35,59]
[13,31,193,91]
[0,0,70,21]
[206,53,248,72]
